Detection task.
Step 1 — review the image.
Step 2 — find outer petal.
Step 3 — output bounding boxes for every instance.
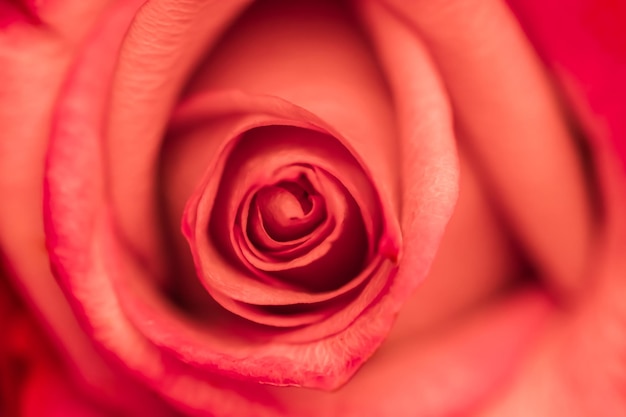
[0,1,177,416]
[103,0,254,282]
[0,272,114,417]
[477,132,626,417]
[475,1,626,415]
[376,0,597,299]
[506,0,626,165]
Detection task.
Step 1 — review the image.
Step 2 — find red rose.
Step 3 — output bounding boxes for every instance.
[1,0,624,416]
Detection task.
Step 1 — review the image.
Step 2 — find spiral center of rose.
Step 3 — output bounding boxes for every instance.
[253,178,325,243]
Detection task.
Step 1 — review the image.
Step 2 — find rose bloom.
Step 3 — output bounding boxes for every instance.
[1,0,625,416]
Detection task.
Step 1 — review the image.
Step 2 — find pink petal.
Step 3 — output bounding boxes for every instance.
[103,0,253,284]
[506,0,626,166]
[476,134,626,417]
[377,0,597,299]
[473,0,626,413]
[0,1,177,416]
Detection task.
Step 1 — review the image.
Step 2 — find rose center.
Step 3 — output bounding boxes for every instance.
[252,178,326,243]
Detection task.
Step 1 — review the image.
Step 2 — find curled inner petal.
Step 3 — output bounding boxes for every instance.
[231,162,369,293]
[248,175,326,247]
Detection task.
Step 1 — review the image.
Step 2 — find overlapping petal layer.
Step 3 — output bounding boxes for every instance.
[42,1,456,413]
[170,92,399,338]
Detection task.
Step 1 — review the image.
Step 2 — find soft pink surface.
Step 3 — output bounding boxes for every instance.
[0,0,624,416]
[0,0,40,27]
[0,1,180,416]
[476,0,626,415]
[507,0,626,165]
